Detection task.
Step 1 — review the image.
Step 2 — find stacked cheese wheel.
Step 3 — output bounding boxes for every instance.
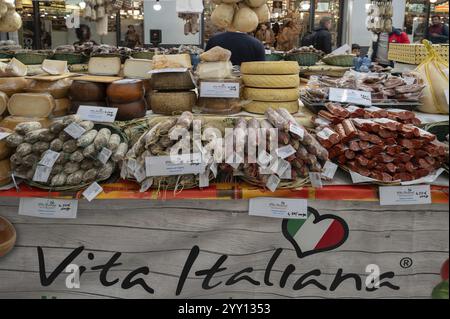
[0,58,29,121]
[123,58,153,107]
[241,61,300,114]
[106,79,147,121]
[68,80,108,114]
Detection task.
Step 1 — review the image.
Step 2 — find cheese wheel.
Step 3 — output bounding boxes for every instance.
[151,71,196,91]
[8,93,55,117]
[241,61,300,75]
[242,74,300,88]
[142,79,152,95]
[88,56,122,76]
[243,87,299,102]
[0,159,11,186]
[0,77,30,96]
[69,81,107,101]
[53,98,71,117]
[25,78,73,99]
[70,100,107,114]
[150,91,196,115]
[0,116,51,130]
[0,91,8,116]
[41,59,68,75]
[123,59,153,79]
[107,79,144,103]
[198,98,242,115]
[243,100,299,114]
[0,128,12,161]
[107,99,147,121]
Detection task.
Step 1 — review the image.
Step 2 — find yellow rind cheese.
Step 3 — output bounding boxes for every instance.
[241,61,300,75]
[243,87,299,102]
[242,74,300,89]
[243,100,299,114]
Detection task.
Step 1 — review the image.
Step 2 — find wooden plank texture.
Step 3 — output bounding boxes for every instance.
[0,198,448,299]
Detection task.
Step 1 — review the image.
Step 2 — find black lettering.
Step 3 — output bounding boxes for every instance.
[91,252,122,287]
[330,269,362,291]
[121,267,154,294]
[279,264,296,288]
[38,246,84,286]
[293,270,327,291]
[176,246,200,296]
[264,248,283,287]
[225,268,260,286]
[195,255,228,290]
[366,272,400,291]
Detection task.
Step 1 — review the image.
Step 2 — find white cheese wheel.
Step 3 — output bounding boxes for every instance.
[0,77,30,96]
[0,158,11,186]
[41,59,68,75]
[241,61,300,75]
[244,87,299,102]
[150,91,196,115]
[25,78,73,99]
[8,93,55,117]
[0,58,27,77]
[0,116,51,131]
[0,91,8,116]
[243,100,299,114]
[53,98,71,117]
[123,58,153,79]
[242,74,300,88]
[197,61,233,80]
[88,56,122,76]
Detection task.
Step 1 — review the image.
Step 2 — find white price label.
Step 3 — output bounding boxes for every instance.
[32,165,52,183]
[200,81,240,99]
[148,68,188,74]
[0,132,11,141]
[257,151,273,167]
[280,165,292,180]
[19,198,78,219]
[270,158,290,177]
[134,165,146,183]
[97,147,113,164]
[331,44,351,55]
[199,172,210,188]
[309,172,323,188]
[321,161,338,180]
[82,182,103,202]
[266,174,281,192]
[145,155,206,177]
[259,166,273,175]
[209,162,218,178]
[249,198,308,219]
[379,185,431,206]
[77,105,118,123]
[329,88,372,106]
[64,122,86,139]
[38,150,60,168]
[275,145,296,159]
[289,124,304,139]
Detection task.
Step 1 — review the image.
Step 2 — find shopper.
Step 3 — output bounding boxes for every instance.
[205,31,265,65]
[428,15,449,44]
[255,23,274,46]
[370,28,410,67]
[301,16,333,54]
[73,24,97,46]
[352,44,361,57]
[276,20,300,51]
[125,25,142,48]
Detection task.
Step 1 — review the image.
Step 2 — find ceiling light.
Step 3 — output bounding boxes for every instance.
[153,0,162,11]
[79,1,86,9]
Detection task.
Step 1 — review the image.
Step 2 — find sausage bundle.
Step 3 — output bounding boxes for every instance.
[314,117,446,183]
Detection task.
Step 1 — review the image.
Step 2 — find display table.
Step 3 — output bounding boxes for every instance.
[0,180,448,299]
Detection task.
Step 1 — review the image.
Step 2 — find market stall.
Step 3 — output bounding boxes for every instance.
[0,0,449,301]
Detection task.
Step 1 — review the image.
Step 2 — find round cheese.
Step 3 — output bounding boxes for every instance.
[0,91,8,116]
[107,99,147,121]
[243,100,299,114]
[0,77,30,96]
[0,159,11,186]
[107,79,144,104]
[242,74,300,88]
[25,78,73,99]
[243,87,299,102]
[143,79,152,95]
[70,100,107,114]
[150,91,196,115]
[151,71,196,91]
[8,93,55,118]
[241,61,300,75]
[69,81,107,101]
[0,116,51,130]
[53,98,71,117]
[0,128,12,161]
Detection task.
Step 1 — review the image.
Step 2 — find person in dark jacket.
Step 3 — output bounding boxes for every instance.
[313,16,333,54]
[428,15,449,44]
[205,31,266,66]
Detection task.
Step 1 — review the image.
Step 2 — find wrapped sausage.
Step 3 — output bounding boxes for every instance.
[316,127,340,148]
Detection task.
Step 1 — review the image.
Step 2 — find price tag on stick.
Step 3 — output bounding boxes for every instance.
[83,182,103,202]
[329,88,372,106]
[379,185,432,206]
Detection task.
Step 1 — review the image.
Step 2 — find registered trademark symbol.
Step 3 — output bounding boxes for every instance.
[400,257,413,269]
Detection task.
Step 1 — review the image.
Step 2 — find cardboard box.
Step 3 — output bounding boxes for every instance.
[388,43,449,65]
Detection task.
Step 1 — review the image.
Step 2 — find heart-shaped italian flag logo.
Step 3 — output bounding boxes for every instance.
[282,207,349,258]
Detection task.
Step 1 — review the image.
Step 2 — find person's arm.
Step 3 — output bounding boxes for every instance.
[435,25,449,42]
[400,32,410,44]
[254,40,266,61]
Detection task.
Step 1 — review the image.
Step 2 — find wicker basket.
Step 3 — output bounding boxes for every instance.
[131,51,155,60]
[0,51,14,59]
[265,53,284,61]
[286,52,321,66]
[14,52,49,65]
[321,54,355,67]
